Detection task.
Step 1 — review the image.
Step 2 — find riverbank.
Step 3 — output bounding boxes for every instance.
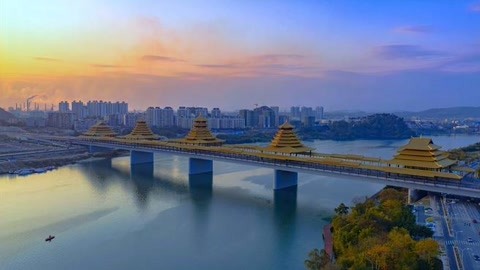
[0,151,125,175]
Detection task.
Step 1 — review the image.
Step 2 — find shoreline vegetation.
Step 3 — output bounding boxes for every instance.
[448,141,480,162]
[218,114,416,144]
[305,188,441,270]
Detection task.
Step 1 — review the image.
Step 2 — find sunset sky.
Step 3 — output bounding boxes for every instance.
[1,0,480,111]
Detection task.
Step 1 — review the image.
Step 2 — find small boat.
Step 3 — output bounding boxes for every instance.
[45,235,55,242]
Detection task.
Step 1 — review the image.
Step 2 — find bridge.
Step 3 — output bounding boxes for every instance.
[72,117,480,200]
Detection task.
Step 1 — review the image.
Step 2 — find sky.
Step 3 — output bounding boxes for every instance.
[1,0,480,112]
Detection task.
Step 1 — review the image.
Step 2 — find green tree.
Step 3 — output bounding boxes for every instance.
[366,244,391,270]
[414,239,439,268]
[378,188,405,203]
[334,203,349,216]
[386,228,417,269]
[304,248,330,270]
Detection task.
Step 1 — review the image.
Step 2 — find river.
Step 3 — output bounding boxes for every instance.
[1,135,479,270]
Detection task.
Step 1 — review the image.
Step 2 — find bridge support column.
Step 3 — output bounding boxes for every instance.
[274,170,298,190]
[189,158,213,175]
[131,150,154,165]
[408,188,426,204]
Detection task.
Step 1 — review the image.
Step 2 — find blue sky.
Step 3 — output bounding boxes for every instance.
[1,0,480,111]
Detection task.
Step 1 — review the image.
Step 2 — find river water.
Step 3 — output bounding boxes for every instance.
[1,135,479,270]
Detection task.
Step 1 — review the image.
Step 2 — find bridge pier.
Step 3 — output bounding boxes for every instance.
[189,158,213,175]
[408,188,427,204]
[131,150,154,165]
[274,170,298,190]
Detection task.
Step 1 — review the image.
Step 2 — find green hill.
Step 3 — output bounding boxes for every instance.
[398,106,480,119]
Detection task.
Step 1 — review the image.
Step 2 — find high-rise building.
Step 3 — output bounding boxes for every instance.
[211,108,221,118]
[302,116,316,128]
[146,106,175,127]
[177,106,188,118]
[58,101,70,112]
[107,114,123,127]
[253,106,276,128]
[71,101,87,120]
[161,107,175,127]
[301,106,314,119]
[86,100,128,118]
[125,113,144,128]
[209,116,246,129]
[315,106,324,120]
[270,106,280,116]
[146,107,155,127]
[239,109,254,127]
[47,112,74,129]
[185,107,208,117]
[290,106,301,119]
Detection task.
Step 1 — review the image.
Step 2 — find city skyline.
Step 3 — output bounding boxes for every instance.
[2,1,480,111]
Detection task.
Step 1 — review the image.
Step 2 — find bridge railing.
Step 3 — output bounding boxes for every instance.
[74,139,480,192]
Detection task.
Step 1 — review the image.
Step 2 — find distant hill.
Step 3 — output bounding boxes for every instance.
[323,110,370,119]
[0,108,15,121]
[396,107,480,120]
[323,107,480,120]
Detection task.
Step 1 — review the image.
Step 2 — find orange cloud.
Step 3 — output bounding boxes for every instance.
[0,15,326,108]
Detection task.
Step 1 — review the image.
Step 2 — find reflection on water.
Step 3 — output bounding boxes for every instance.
[1,135,478,269]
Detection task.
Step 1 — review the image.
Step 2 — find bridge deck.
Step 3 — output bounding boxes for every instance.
[71,138,480,198]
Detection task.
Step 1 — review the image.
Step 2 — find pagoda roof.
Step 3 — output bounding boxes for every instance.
[389,137,457,169]
[263,121,313,154]
[173,116,224,146]
[398,138,441,151]
[123,120,159,140]
[81,121,117,137]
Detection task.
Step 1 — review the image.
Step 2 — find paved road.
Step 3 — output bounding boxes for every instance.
[435,195,458,270]
[440,195,480,270]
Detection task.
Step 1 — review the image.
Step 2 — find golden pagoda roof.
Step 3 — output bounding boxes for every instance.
[173,116,224,146]
[389,137,457,169]
[123,120,159,140]
[81,121,117,137]
[263,121,313,154]
[398,138,441,151]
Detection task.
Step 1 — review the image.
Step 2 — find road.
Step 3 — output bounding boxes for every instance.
[436,195,480,270]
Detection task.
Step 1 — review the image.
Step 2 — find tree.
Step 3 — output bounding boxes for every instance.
[378,188,405,203]
[386,228,417,269]
[305,248,330,270]
[334,203,349,216]
[366,244,391,270]
[411,225,433,239]
[414,239,439,268]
